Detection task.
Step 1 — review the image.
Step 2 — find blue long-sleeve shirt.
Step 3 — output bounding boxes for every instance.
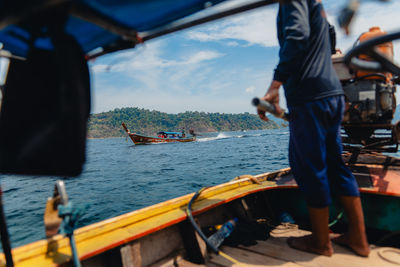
[273,0,343,106]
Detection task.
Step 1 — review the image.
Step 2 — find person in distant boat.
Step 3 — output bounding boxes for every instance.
[181,128,186,138]
[257,0,369,257]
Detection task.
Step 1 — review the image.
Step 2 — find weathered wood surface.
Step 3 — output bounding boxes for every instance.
[209,246,301,266]
[149,256,206,267]
[207,226,400,267]
[120,226,184,267]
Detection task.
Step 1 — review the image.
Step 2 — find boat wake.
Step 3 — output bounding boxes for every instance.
[197,133,231,142]
[197,132,265,142]
[237,133,263,138]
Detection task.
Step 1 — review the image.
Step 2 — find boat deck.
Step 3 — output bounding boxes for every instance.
[172,226,400,267]
[209,227,399,267]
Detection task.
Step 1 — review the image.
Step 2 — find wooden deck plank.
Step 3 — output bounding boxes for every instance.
[208,246,302,267]
[176,259,207,267]
[149,256,207,267]
[234,226,400,267]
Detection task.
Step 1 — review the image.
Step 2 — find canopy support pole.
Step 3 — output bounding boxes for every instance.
[0,187,14,267]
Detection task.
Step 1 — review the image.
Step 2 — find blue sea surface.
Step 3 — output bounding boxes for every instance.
[1,128,290,248]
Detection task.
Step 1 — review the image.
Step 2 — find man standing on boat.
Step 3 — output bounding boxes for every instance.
[257,0,369,257]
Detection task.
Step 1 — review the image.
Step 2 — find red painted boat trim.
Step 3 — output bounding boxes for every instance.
[129,133,195,145]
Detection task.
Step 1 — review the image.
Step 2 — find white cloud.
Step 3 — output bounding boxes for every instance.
[227,41,239,47]
[92,42,224,74]
[245,86,255,93]
[91,64,109,73]
[185,0,400,51]
[90,39,233,113]
[209,0,262,11]
[186,50,224,64]
[186,32,214,42]
[90,54,273,114]
[186,4,278,47]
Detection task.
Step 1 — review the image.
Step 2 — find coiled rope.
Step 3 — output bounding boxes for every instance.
[378,248,400,265]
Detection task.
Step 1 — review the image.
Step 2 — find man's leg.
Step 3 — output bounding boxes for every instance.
[332,196,370,257]
[287,102,333,256]
[324,96,370,257]
[288,206,333,256]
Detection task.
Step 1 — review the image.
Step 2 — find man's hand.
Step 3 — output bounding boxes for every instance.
[257,80,283,121]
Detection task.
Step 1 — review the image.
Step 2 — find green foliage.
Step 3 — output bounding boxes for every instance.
[88,107,280,138]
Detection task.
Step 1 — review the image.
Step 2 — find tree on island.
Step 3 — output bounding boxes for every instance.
[88,107,281,138]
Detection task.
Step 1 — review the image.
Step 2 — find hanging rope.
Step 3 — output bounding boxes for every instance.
[186,187,245,266]
[58,201,88,267]
[328,210,344,228]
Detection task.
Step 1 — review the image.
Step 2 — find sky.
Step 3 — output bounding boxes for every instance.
[89,0,400,115]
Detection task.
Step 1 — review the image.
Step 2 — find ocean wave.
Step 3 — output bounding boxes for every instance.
[237,134,262,138]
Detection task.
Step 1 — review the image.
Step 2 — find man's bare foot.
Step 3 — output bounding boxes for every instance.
[287,235,333,256]
[331,233,370,257]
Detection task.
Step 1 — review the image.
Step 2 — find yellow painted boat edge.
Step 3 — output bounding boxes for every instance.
[0,168,293,267]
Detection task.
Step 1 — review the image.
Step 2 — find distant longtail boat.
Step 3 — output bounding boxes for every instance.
[121,122,196,145]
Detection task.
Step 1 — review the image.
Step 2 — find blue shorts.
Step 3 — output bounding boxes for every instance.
[288,95,359,208]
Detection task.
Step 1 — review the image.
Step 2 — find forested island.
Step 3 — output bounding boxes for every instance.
[88,107,283,138]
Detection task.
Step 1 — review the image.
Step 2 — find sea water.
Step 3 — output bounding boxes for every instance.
[1,128,290,247]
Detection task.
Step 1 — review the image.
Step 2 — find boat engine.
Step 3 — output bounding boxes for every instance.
[333,27,400,152]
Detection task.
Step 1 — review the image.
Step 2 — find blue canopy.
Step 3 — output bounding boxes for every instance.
[0,0,229,57]
[157,132,183,135]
